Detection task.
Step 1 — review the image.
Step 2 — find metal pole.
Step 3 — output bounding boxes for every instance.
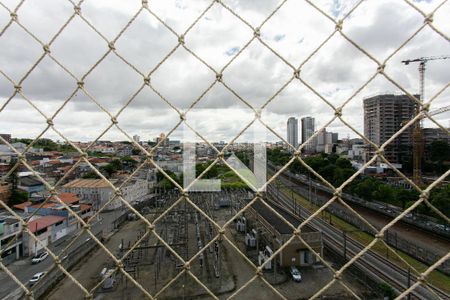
[407,267,411,300]
[343,231,347,260]
[308,173,312,202]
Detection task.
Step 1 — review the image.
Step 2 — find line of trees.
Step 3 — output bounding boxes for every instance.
[267,148,449,218]
[82,156,138,179]
[156,157,251,190]
[12,138,76,152]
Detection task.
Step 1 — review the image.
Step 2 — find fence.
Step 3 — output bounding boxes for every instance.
[282,176,450,275]
[0,0,449,300]
[281,167,450,238]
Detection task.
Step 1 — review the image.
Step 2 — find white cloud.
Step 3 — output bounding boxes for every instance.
[0,0,448,143]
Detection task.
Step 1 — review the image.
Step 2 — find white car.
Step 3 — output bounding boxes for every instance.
[289,266,302,282]
[29,272,46,286]
[31,252,49,264]
[31,252,48,264]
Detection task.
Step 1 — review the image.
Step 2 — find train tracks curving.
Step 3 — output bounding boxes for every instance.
[265,184,449,300]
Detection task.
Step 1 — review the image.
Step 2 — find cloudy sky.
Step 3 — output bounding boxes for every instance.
[0,0,449,145]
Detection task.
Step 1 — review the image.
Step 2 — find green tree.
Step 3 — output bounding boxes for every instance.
[82,171,100,179]
[427,140,450,174]
[336,157,352,169]
[372,184,395,204]
[8,159,29,206]
[101,159,123,177]
[379,282,396,299]
[429,185,450,217]
[156,169,180,189]
[120,156,138,169]
[131,148,141,155]
[429,140,450,162]
[395,188,419,209]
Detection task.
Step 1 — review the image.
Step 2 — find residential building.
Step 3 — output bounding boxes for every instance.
[155,133,170,147]
[0,182,11,205]
[62,179,113,211]
[301,117,316,153]
[347,144,366,161]
[23,215,67,256]
[0,214,22,262]
[331,132,339,144]
[287,117,299,149]
[315,128,334,153]
[363,94,417,164]
[18,176,45,196]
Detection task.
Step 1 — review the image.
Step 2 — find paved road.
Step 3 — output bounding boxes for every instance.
[0,210,121,300]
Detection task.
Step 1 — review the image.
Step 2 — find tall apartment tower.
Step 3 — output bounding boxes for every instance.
[301,117,316,153]
[363,94,417,164]
[287,117,299,149]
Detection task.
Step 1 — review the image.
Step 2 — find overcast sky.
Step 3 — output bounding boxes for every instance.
[0,0,449,144]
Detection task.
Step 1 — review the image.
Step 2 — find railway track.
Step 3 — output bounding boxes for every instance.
[266,184,449,300]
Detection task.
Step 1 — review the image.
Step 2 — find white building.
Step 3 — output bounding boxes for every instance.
[63,178,150,210]
[347,144,365,161]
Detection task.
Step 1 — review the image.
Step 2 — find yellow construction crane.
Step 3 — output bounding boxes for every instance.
[401,55,450,185]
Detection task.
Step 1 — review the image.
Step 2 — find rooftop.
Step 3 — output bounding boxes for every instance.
[19,176,43,187]
[49,192,80,204]
[248,199,315,235]
[28,215,66,233]
[13,201,32,211]
[63,178,111,189]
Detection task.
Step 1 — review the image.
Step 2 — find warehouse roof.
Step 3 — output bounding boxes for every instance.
[63,178,110,189]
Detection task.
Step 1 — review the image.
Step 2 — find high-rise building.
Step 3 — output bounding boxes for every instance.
[301,117,315,153]
[363,94,417,164]
[331,132,338,144]
[287,117,299,149]
[133,135,140,143]
[316,128,334,153]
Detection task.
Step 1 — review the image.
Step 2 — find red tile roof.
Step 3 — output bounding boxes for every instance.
[50,192,80,204]
[28,215,66,233]
[13,201,32,211]
[30,202,55,209]
[80,204,92,212]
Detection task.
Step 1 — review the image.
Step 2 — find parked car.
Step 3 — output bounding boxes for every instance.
[31,252,48,264]
[29,272,46,286]
[289,266,302,282]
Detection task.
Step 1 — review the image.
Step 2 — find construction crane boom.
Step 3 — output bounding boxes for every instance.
[421,105,450,119]
[401,105,450,125]
[401,55,450,65]
[401,55,450,185]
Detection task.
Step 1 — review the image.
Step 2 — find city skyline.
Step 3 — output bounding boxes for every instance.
[0,1,449,299]
[0,1,449,143]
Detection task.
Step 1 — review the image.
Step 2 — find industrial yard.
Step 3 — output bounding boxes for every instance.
[46,191,375,299]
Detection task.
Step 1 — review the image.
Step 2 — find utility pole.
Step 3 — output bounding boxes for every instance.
[407,267,411,300]
[343,231,347,260]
